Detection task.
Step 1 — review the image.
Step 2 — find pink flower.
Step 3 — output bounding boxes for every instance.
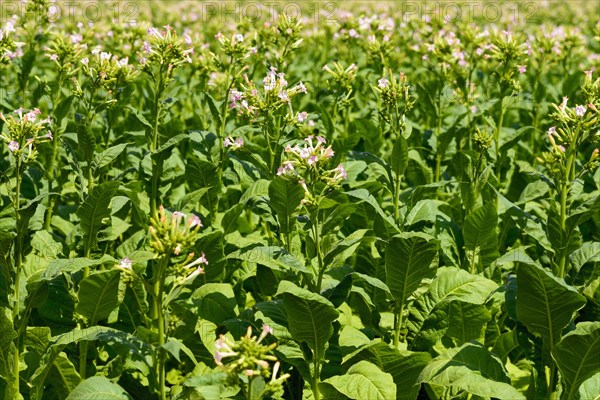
[81,57,89,66]
[189,214,202,228]
[575,105,586,117]
[297,112,308,122]
[8,141,19,152]
[378,78,389,89]
[518,65,527,74]
[548,126,557,136]
[307,155,318,165]
[119,257,133,270]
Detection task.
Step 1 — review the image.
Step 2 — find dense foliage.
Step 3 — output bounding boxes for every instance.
[1,1,599,399]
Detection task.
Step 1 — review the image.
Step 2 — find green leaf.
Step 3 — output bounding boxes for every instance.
[41,255,115,281]
[30,327,152,400]
[516,263,586,347]
[191,283,237,325]
[577,372,600,400]
[93,143,128,170]
[390,135,409,177]
[343,342,430,400]
[570,242,600,273]
[47,352,81,398]
[463,202,498,270]
[277,281,339,362]
[552,321,600,400]
[269,176,304,235]
[66,376,132,399]
[443,301,491,346]
[0,308,17,399]
[321,360,396,400]
[385,233,439,309]
[407,268,498,350]
[77,181,120,251]
[418,342,526,399]
[227,246,309,273]
[76,270,121,325]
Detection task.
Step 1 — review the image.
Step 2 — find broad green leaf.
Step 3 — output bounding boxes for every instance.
[76,270,121,325]
[30,327,153,400]
[0,308,17,399]
[577,372,600,400]
[407,268,498,350]
[443,301,491,346]
[66,376,132,399]
[191,283,237,324]
[463,202,498,271]
[227,246,309,273]
[277,281,339,362]
[343,342,430,400]
[552,321,600,400]
[77,181,120,251]
[47,352,80,398]
[42,255,115,280]
[403,200,445,226]
[93,143,128,170]
[385,232,439,310]
[570,242,600,273]
[321,360,396,400]
[269,176,304,235]
[516,263,586,347]
[390,135,408,177]
[418,342,525,399]
[324,229,370,267]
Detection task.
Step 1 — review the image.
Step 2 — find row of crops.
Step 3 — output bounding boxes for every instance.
[0,1,599,399]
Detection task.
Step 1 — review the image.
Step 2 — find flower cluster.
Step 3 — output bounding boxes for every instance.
[277,135,347,205]
[231,67,307,119]
[280,135,335,173]
[322,61,357,91]
[148,206,208,283]
[214,31,252,59]
[76,47,138,93]
[138,25,194,75]
[1,108,52,162]
[43,32,88,75]
[223,136,244,150]
[0,16,24,63]
[215,325,289,396]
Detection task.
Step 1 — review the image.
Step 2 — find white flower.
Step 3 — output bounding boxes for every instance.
[575,105,586,117]
[378,78,389,89]
[119,257,133,270]
[8,141,19,152]
[81,57,89,66]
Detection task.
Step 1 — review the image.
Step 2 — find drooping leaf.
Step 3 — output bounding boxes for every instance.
[227,246,309,273]
[76,270,121,325]
[320,360,396,400]
[552,321,600,400]
[418,342,526,399]
[516,263,586,347]
[277,281,339,362]
[407,268,498,351]
[77,181,120,251]
[385,232,439,311]
[269,176,304,235]
[66,376,132,400]
[343,341,430,400]
[463,202,499,271]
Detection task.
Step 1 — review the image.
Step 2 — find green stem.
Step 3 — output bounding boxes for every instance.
[434,89,443,182]
[557,150,576,278]
[313,211,324,293]
[312,359,321,400]
[12,158,22,396]
[150,69,166,217]
[495,101,505,177]
[393,303,405,348]
[79,249,91,379]
[153,257,168,400]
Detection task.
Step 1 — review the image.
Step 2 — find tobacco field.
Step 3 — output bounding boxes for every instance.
[0,1,599,399]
